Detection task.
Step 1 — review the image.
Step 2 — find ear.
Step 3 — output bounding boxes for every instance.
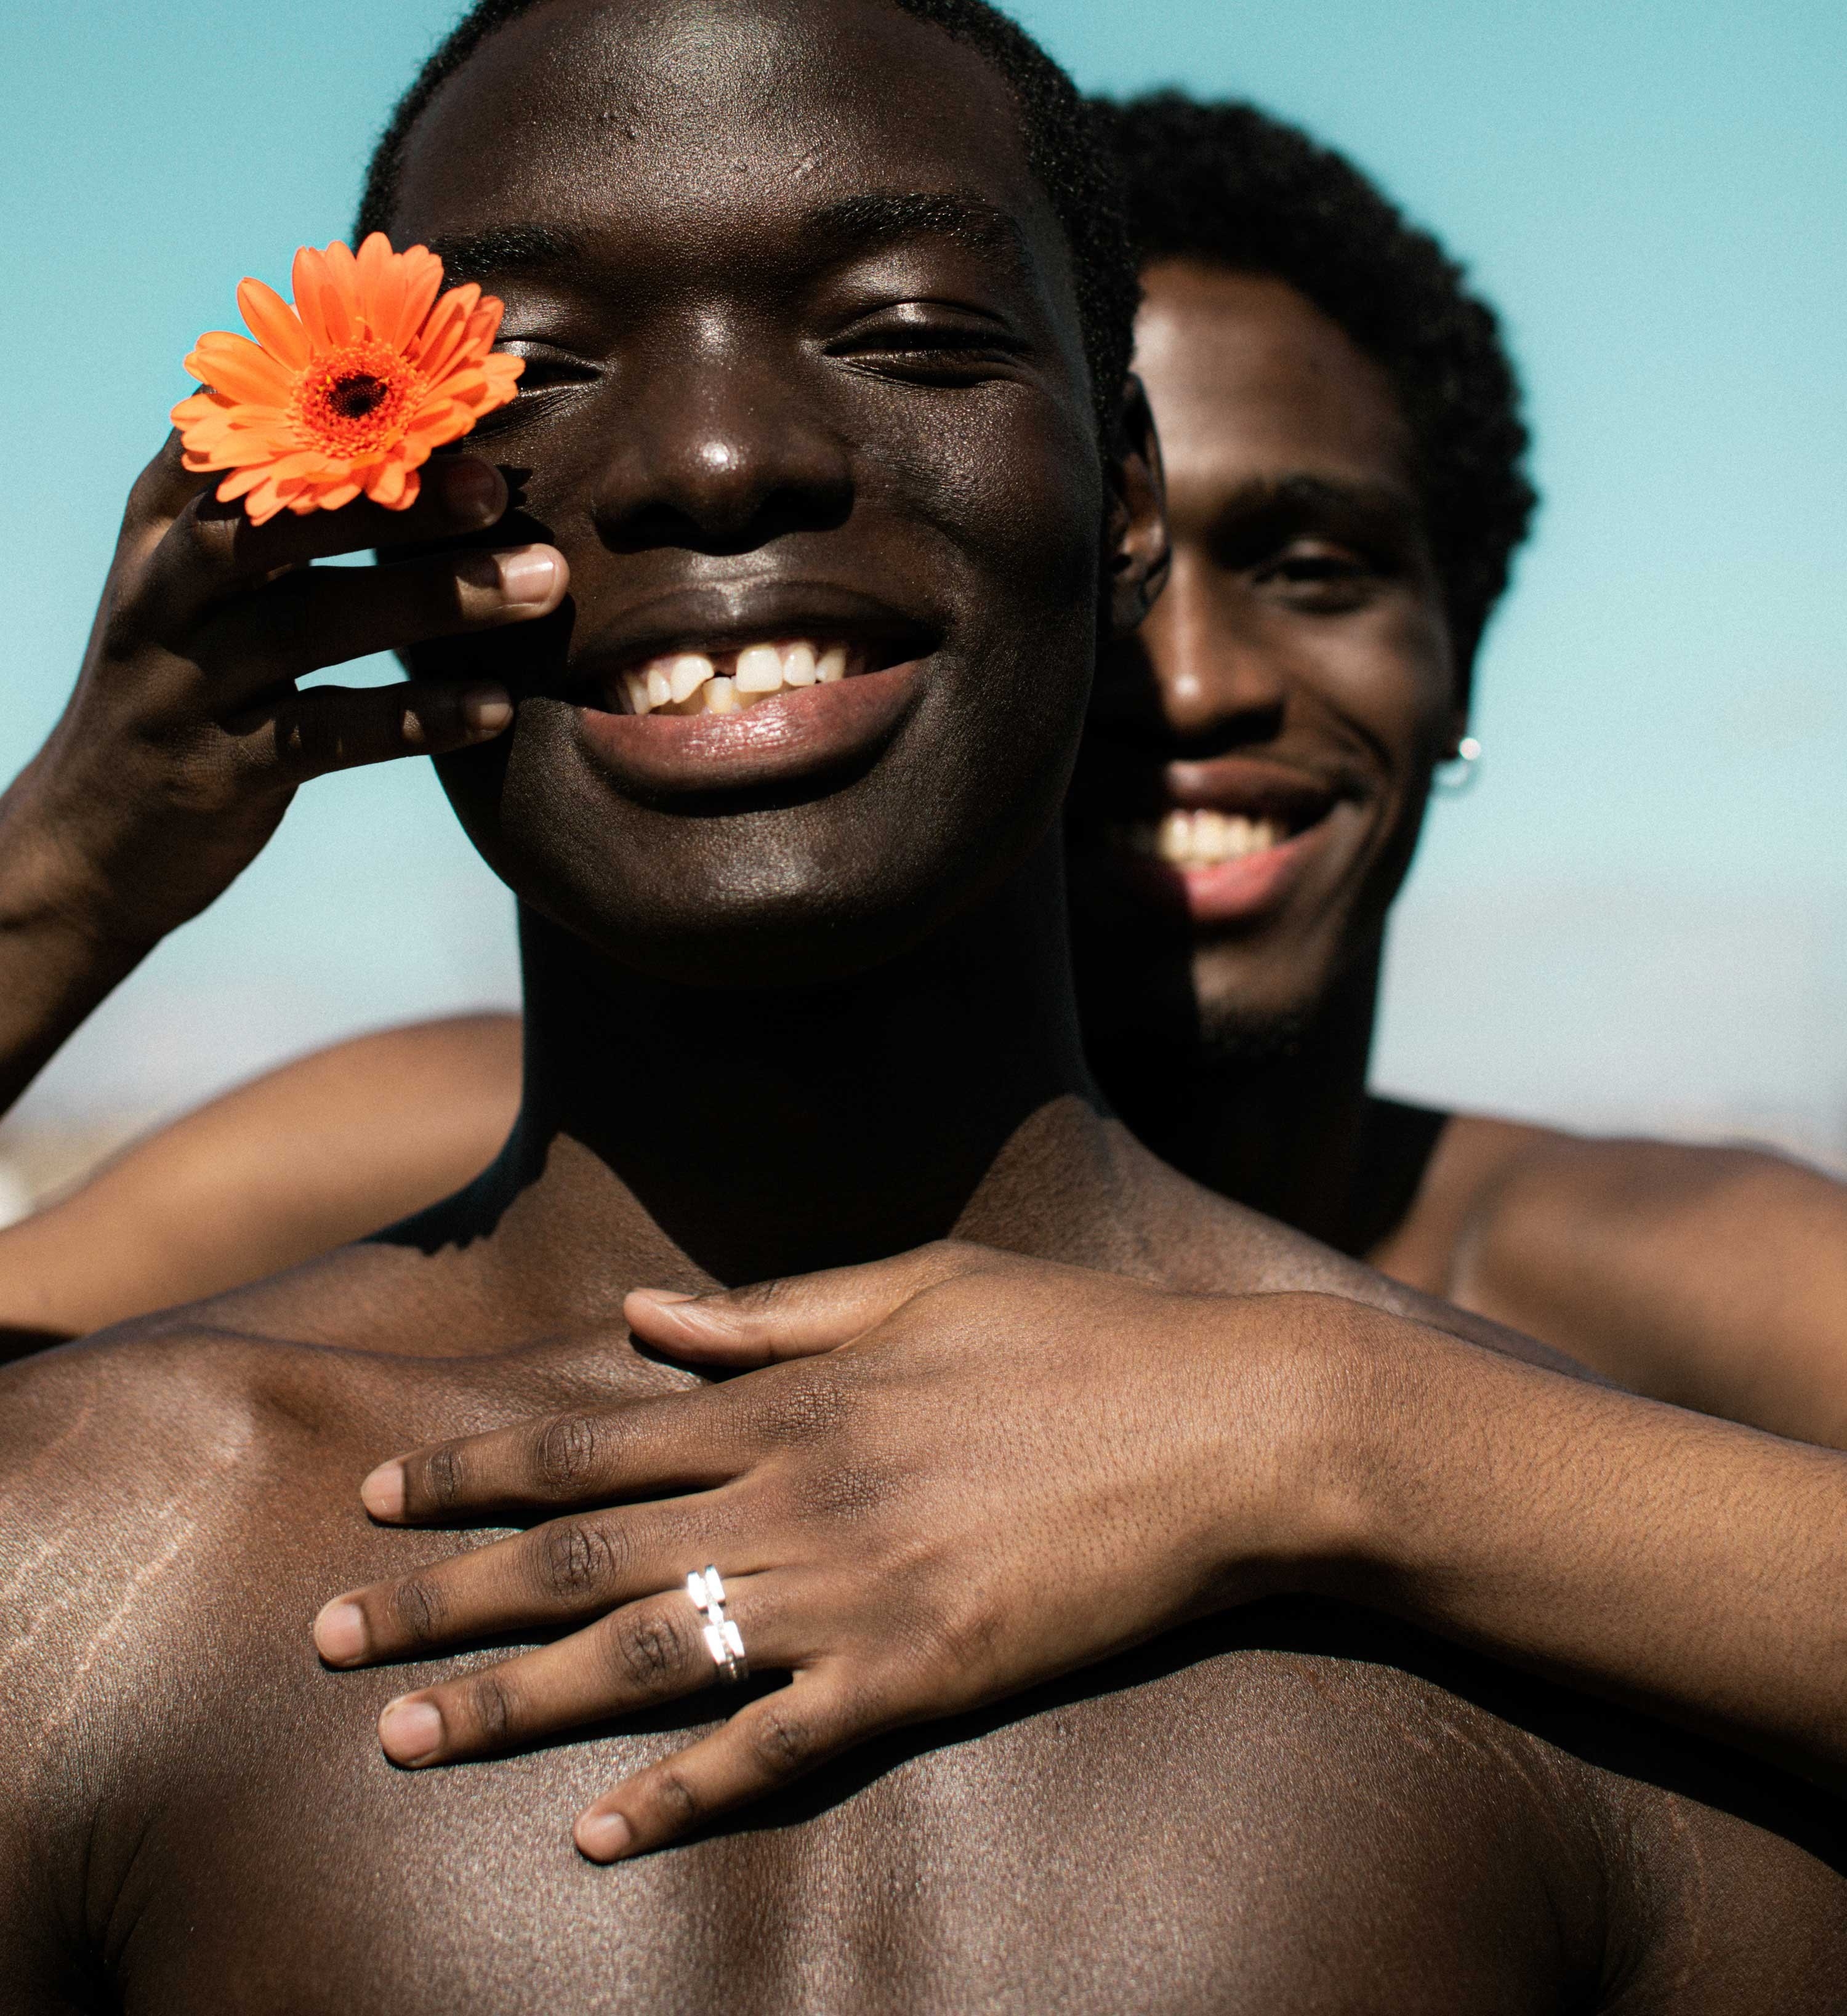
[1102,374,1170,642]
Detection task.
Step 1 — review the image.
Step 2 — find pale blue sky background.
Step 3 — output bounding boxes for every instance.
[1,0,1842,1168]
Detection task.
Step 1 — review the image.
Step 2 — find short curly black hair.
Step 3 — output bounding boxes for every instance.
[1093,92,1536,670]
[356,0,1139,444]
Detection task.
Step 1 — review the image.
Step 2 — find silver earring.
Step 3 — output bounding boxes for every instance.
[1433,736,1482,796]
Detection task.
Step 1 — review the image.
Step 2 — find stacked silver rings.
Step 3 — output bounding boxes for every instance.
[686,1565,749,1685]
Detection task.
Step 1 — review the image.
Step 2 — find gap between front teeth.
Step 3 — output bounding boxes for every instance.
[1114,809,1286,867]
[620,640,853,717]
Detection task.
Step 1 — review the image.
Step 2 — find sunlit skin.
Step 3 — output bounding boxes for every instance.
[9,3,1847,2007]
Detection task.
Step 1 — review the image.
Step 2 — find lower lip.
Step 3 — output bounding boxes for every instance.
[1105,819,1327,925]
[573,662,922,796]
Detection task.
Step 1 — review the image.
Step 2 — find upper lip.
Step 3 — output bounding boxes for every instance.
[1076,754,1345,835]
[566,580,940,696]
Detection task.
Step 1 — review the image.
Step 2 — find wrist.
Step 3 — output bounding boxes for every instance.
[0,761,161,964]
[1199,1293,1446,1608]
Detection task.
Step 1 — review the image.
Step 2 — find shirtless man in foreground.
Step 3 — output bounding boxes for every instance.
[4,2,1845,2009]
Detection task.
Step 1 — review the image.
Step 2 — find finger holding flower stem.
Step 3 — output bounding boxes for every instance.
[0,234,564,1120]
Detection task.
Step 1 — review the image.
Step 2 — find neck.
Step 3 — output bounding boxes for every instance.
[1083,944,1386,1253]
[470,835,1110,1303]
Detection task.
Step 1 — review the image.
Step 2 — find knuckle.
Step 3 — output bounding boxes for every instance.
[746,1704,821,1778]
[915,1597,1003,1679]
[465,1672,517,1746]
[648,1769,702,1830]
[388,1576,449,1646]
[752,1372,850,1450]
[420,1443,464,1512]
[268,704,339,781]
[534,1412,605,1492]
[536,1517,626,1602]
[609,1606,689,1691]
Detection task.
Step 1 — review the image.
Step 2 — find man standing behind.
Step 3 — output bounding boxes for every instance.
[1069,93,1847,1440]
[2,4,1844,2009]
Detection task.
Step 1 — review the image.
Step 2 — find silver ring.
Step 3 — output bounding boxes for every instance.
[686,1564,748,1685]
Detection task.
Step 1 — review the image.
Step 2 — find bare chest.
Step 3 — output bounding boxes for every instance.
[106,1602,1628,2016]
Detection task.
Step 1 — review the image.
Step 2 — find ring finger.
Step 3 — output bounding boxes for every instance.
[372,1568,808,1768]
[313,1492,759,1666]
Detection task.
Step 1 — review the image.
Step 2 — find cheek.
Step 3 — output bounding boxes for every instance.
[1308,609,1455,765]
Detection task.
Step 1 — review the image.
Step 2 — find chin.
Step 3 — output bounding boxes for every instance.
[445,728,1063,993]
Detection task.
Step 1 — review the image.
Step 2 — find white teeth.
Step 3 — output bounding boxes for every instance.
[1121,809,1285,867]
[735,645,784,693]
[617,638,861,715]
[669,653,715,703]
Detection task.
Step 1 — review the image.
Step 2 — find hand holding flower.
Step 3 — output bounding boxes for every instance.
[0,234,565,1112]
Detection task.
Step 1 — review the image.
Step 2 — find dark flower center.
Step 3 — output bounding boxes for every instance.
[328,372,391,420]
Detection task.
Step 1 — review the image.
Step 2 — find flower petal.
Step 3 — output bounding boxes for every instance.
[308,480,364,512]
[293,244,356,348]
[322,239,364,335]
[365,459,414,508]
[355,232,407,346]
[391,246,446,349]
[236,278,312,372]
[186,331,296,408]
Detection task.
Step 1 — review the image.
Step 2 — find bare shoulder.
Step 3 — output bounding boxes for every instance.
[0,1321,299,1982]
[1457,1125,1847,1244]
[0,1321,323,1715]
[1094,1120,1591,1377]
[1433,1123,1847,1434]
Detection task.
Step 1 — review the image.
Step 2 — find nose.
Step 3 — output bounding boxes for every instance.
[1143,546,1287,743]
[591,325,853,555]
[1098,545,1286,752]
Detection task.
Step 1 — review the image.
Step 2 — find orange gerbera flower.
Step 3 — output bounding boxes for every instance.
[171,232,523,525]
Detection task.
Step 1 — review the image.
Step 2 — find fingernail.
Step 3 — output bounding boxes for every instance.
[495,545,560,606]
[630,1288,699,1308]
[379,1697,445,1765]
[313,1599,369,1665]
[459,683,513,734]
[360,1461,406,1520]
[439,456,502,523]
[576,1810,634,1861]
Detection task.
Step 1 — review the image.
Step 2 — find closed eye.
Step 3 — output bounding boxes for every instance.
[825,305,1031,386]
[472,347,600,429]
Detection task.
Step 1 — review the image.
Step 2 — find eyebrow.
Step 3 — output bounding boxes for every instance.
[422,225,584,287]
[422,193,1029,291]
[800,191,1032,265]
[1213,473,1424,534]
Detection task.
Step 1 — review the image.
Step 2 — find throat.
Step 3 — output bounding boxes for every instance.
[454,849,1109,1301]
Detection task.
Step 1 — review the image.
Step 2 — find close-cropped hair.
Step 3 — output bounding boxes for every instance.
[356,0,1140,444]
[1094,91,1537,669]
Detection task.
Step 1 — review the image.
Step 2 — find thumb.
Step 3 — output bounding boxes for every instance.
[625,1241,988,1366]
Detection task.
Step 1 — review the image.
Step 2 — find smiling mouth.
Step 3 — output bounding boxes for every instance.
[1109,809,1292,868]
[610,638,870,717]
